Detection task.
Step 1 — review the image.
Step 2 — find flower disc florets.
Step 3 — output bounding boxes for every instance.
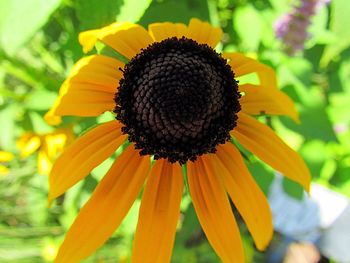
[114,37,240,164]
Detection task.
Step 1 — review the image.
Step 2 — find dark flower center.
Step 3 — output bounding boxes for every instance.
[114,37,240,164]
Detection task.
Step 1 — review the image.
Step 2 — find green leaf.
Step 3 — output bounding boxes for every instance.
[281,104,338,143]
[278,57,313,105]
[0,0,61,55]
[139,0,210,26]
[246,161,275,196]
[116,0,153,23]
[233,5,263,52]
[282,176,304,200]
[307,5,333,47]
[176,203,200,244]
[173,202,220,262]
[330,156,350,189]
[75,0,123,30]
[76,0,152,30]
[321,0,350,66]
[28,111,52,133]
[0,104,18,149]
[300,140,330,180]
[24,89,57,111]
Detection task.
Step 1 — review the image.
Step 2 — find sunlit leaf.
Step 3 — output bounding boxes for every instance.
[75,0,122,30]
[139,0,210,26]
[233,5,263,52]
[321,0,350,66]
[24,90,58,111]
[116,0,152,23]
[0,0,61,55]
[0,104,18,149]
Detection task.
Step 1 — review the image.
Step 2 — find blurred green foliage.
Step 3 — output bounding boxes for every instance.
[1,0,350,262]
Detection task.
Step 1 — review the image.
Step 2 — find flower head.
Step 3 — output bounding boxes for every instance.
[17,127,74,174]
[0,151,14,175]
[46,19,310,263]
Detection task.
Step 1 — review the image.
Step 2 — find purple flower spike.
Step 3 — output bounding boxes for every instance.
[274,0,330,55]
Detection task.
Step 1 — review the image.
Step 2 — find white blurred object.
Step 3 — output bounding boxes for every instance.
[268,175,350,262]
[319,205,350,263]
[268,176,321,242]
[310,183,349,228]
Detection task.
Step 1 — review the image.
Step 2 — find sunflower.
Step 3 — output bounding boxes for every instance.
[45,19,310,263]
[0,150,14,175]
[17,127,74,175]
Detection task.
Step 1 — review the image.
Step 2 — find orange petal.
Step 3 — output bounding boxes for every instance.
[231,113,311,191]
[187,18,222,48]
[132,160,183,263]
[212,143,273,250]
[224,52,277,90]
[49,120,127,202]
[79,22,153,59]
[55,146,150,263]
[45,55,123,124]
[187,157,245,263]
[148,22,188,42]
[240,83,299,123]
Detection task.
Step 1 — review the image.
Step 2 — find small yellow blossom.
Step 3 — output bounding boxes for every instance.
[17,127,74,174]
[0,150,14,175]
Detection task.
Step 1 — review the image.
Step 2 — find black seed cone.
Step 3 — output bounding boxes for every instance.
[114,37,240,164]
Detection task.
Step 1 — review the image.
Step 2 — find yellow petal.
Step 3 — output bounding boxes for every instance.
[79,22,153,59]
[0,165,9,175]
[0,151,14,162]
[240,83,299,123]
[47,86,115,116]
[148,22,187,42]
[44,114,62,126]
[38,150,52,175]
[45,55,123,124]
[44,135,58,159]
[231,113,311,191]
[49,120,127,202]
[55,146,150,263]
[224,52,277,90]
[18,136,41,158]
[213,143,273,251]
[45,85,115,124]
[67,55,123,92]
[132,160,183,263]
[45,133,68,158]
[187,157,245,263]
[16,133,32,148]
[187,18,222,48]
[77,29,100,53]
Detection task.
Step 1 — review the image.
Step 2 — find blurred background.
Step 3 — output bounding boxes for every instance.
[0,0,349,262]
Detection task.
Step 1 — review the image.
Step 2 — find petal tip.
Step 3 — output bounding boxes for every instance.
[294,114,301,124]
[47,197,53,208]
[304,179,311,193]
[189,17,200,22]
[255,226,273,251]
[44,111,62,126]
[78,30,98,53]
